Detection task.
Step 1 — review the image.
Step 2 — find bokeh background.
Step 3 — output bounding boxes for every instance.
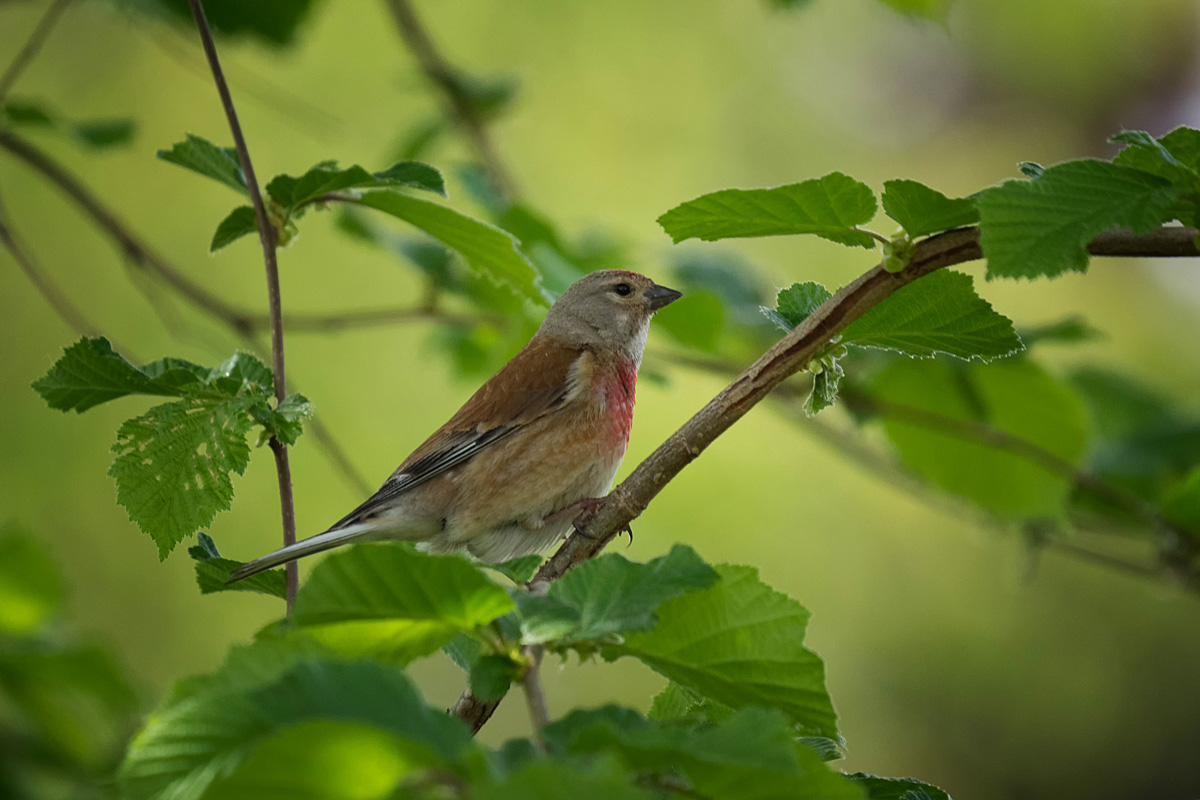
[2,0,1200,798]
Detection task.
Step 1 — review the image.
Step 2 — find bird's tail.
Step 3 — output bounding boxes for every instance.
[226,523,376,585]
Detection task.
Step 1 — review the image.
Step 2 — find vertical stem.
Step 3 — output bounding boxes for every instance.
[520,645,549,748]
[185,0,298,610]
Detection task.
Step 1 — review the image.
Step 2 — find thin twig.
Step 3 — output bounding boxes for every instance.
[383,0,516,201]
[450,223,1200,732]
[520,645,549,748]
[186,0,298,611]
[0,0,72,103]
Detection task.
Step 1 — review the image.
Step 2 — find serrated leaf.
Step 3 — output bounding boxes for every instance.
[658,172,879,248]
[882,179,979,237]
[0,524,64,634]
[211,205,258,252]
[488,554,544,583]
[841,270,1022,361]
[473,757,654,800]
[805,359,843,416]
[610,564,838,738]
[871,359,1090,518]
[847,773,952,800]
[248,392,313,447]
[109,396,254,559]
[189,534,285,599]
[119,657,475,800]
[157,133,248,195]
[289,544,514,663]
[545,705,860,800]
[443,634,482,672]
[351,192,550,306]
[977,160,1182,280]
[518,545,719,646]
[1112,128,1200,185]
[32,337,205,412]
[266,161,445,218]
[769,282,833,330]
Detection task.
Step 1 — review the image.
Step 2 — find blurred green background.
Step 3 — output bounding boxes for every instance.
[2,0,1200,798]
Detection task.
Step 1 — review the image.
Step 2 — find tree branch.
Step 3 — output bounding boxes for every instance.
[185,0,298,610]
[0,0,72,103]
[383,0,516,201]
[450,223,1200,732]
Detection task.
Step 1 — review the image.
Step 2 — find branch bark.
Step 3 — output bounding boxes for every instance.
[450,223,1200,732]
[186,0,298,610]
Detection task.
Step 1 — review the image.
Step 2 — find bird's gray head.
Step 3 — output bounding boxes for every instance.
[538,270,681,360]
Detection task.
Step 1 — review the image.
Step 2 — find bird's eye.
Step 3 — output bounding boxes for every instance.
[613,283,632,296]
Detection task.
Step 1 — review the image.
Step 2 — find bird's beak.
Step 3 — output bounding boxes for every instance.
[645,282,683,311]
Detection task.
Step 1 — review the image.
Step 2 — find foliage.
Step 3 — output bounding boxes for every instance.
[14,0,1200,796]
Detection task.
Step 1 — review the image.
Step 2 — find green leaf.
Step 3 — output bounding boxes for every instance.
[488,554,544,584]
[610,564,838,738]
[805,359,843,417]
[189,533,286,599]
[469,654,518,702]
[869,359,1090,518]
[290,544,514,663]
[266,161,445,217]
[109,396,254,559]
[764,282,833,332]
[1018,316,1102,348]
[249,393,313,447]
[472,757,655,800]
[157,133,248,195]
[518,544,719,646]
[1112,128,1200,186]
[658,172,879,248]
[211,205,258,252]
[545,705,860,800]
[0,525,64,634]
[977,160,1182,280]
[115,0,319,46]
[1162,469,1200,540]
[847,772,952,800]
[442,633,482,672]
[32,337,203,412]
[882,180,979,237]
[351,192,550,306]
[875,0,952,21]
[2,99,54,125]
[654,291,725,352]
[119,657,475,800]
[72,118,135,149]
[841,270,1023,361]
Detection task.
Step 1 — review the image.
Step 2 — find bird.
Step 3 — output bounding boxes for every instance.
[228,269,681,583]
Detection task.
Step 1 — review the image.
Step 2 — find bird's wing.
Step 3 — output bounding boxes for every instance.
[328,335,590,530]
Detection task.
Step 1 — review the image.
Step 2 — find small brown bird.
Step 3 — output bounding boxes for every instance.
[229,270,680,582]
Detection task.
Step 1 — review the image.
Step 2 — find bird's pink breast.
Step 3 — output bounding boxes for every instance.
[601,358,638,451]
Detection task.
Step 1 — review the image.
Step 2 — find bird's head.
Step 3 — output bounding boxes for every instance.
[539,270,682,360]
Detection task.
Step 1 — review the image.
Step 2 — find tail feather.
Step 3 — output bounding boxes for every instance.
[226,524,376,584]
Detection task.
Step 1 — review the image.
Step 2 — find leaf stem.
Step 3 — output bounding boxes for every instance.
[185,0,297,610]
[0,0,72,104]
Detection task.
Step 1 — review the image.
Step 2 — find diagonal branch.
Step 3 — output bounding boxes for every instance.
[383,0,516,201]
[185,0,298,610]
[0,0,72,103]
[449,223,1200,732]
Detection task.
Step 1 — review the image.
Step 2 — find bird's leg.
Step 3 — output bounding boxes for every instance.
[557,497,633,545]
